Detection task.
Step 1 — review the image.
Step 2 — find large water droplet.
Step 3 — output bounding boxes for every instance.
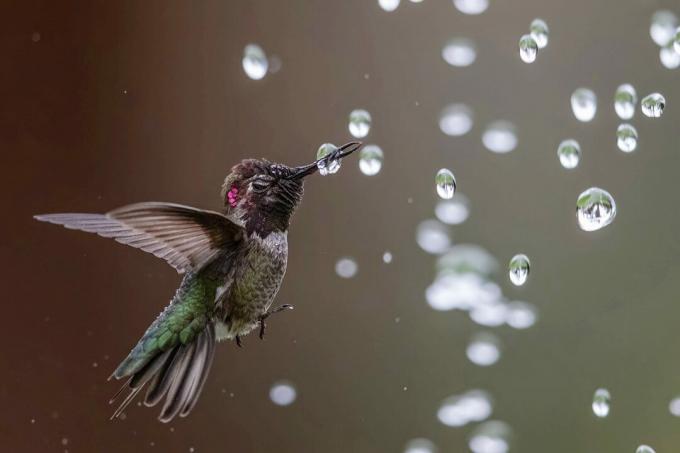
[529,18,549,49]
[636,446,656,453]
[269,381,296,406]
[453,0,488,15]
[641,93,666,118]
[508,254,530,286]
[592,388,611,417]
[577,187,616,232]
[468,421,511,453]
[467,332,501,366]
[378,0,400,12]
[348,109,372,138]
[506,301,537,329]
[242,44,268,80]
[439,103,473,136]
[670,397,680,416]
[660,41,680,69]
[435,169,457,199]
[650,10,678,47]
[571,88,597,122]
[404,438,437,453]
[335,257,358,279]
[442,38,477,67]
[482,121,517,153]
[518,34,538,63]
[438,390,493,427]
[614,84,637,120]
[359,144,384,176]
[557,139,581,169]
[435,195,469,225]
[616,123,638,153]
[417,220,451,254]
[316,143,340,175]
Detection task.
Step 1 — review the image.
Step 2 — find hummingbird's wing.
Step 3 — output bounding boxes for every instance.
[35,202,244,273]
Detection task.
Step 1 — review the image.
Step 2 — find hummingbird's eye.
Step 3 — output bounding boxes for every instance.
[250,178,271,192]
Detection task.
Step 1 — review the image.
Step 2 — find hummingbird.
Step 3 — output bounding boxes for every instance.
[34,141,362,422]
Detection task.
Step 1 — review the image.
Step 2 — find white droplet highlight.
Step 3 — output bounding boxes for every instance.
[335,257,358,278]
[439,104,473,136]
[616,123,638,153]
[592,388,610,417]
[442,38,477,67]
[242,44,268,80]
[518,34,538,63]
[571,88,597,122]
[348,109,372,138]
[614,84,637,120]
[269,381,296,406]
[482,121,517,153]
[358,144,384,176]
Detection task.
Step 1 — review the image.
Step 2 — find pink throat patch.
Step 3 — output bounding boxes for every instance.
[227,186,239,208]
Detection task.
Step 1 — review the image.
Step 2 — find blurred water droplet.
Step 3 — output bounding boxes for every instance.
[442,38,477,67]
[435,195,469,225]
[470,300,508,327]
[614,84,637,120]
[416,220,451,254]
[616,123,638,152]
[469,421,511,453]
[506,301,537,329]
[571,88,597,122]
[31,31,41,42]
[348,109,372,138]
[428,274,500,312]
[404,438,437,453]
[641,93,666,118]
[382,251,393,263]
[269,381,296,406]
[467,332,501,366]
[438,390,493,427]
[529,18,549,48]
[453,0,488,15]
[508,254,530,286]
[61,438,69,446]
[518,34,538,63]
[482,121,517,153]
[650,10,677,47]
[592,388,611,417]
[577,187,616,232]
[557,139,581,169]
[437,244,498,277]
[242,44,268,80]
[669,397,680,416]
[636,446,656,453]
[660,42,680,69]
[335,257,358,279]
[378,0,400,12]
[316,143,340,176]
[435,169,457,199]
[268,55,282,73]
[359,144,384,176]
[439,103,473,136]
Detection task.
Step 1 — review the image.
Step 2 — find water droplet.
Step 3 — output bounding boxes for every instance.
[466,332,501,366]
[31,31,41,42]
[571,88,597,122]
[529,18,549,49]
[518,34,538,63]
[348,109,371,138]
[439,103,473,136]
[316,143,340,176]
[404,438,437,453]
[453,0,488,15]
[435,195,470,225]
[242,44,268,80]
[358,144,384,176]
[269,381,296,406]
[616,123,638,153]
[268,55,282,74]
[435,169,457,199]
[660,41,680,69]
[508,254,530,286]
[505,301,537,329]
[670,397,680,416]
[470,300,508,327]
[427,274,500,311]
[592,388,611,417]
[382,251,393,263]
[442,38,477,67]
[482,121,517,153]
[641,93,665,118]
[637,446,656,453]
[378,0,400,12]
[335,257,358,279]
[614,84,637,120]
[438,390,493,427]
[577,187,617,232]
[650,10,677,47]
[468,421,511,453]
[437,244,498,276]
[416,220,451,255]
[557,139,581,169]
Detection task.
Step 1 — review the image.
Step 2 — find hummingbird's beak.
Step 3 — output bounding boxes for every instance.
[289,141,363,180]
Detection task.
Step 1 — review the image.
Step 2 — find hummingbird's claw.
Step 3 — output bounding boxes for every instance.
[258,304,295,340]
[235,335,242,348]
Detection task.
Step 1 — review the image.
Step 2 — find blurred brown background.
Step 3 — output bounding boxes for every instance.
[3,0,680,451]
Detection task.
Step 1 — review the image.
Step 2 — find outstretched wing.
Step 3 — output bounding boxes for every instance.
[35,202,244,274]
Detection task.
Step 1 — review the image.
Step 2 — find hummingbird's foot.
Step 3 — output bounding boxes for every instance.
[235,335,242,348]
[259,304,294,340]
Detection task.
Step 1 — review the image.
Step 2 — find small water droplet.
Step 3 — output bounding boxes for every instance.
[508,254,530,286]
[468,421,511,453]
[435,169,456,199]
[335,257,358,278]
[435,195,469,225]
[506,301,537,329]
[316,143,340,175]
[614,84,637,120]
[670,397,680,416]
[269,381,297,406]
[571,88,597,122]
[577,187,616,231]
[438,390,493,427]
[348,109,371,138]
[242,44,268,80]
[650,10,677,47]
[636,446,656,453]
[616,123,638,152]
[442,38,477,67]
[404,438,437,453]
[416,220,450,255]
[466,332,501,366]
[453,0,488,15]
[268,55,282,74]
[660,41,680,69]
[592,388,611,417]
[529,18,549,49]
[382,251,393,263]
[439,103,473,136]
[32,31,41,42]
[641,93,666,118]
[61,438,69,446]
[378,0,400,12]
[358,144,384,176]
[482,121,517,153]
[557,139,581,169]
[518,34,538,63]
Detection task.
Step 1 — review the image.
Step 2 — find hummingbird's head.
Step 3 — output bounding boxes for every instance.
[221,141,362,236]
